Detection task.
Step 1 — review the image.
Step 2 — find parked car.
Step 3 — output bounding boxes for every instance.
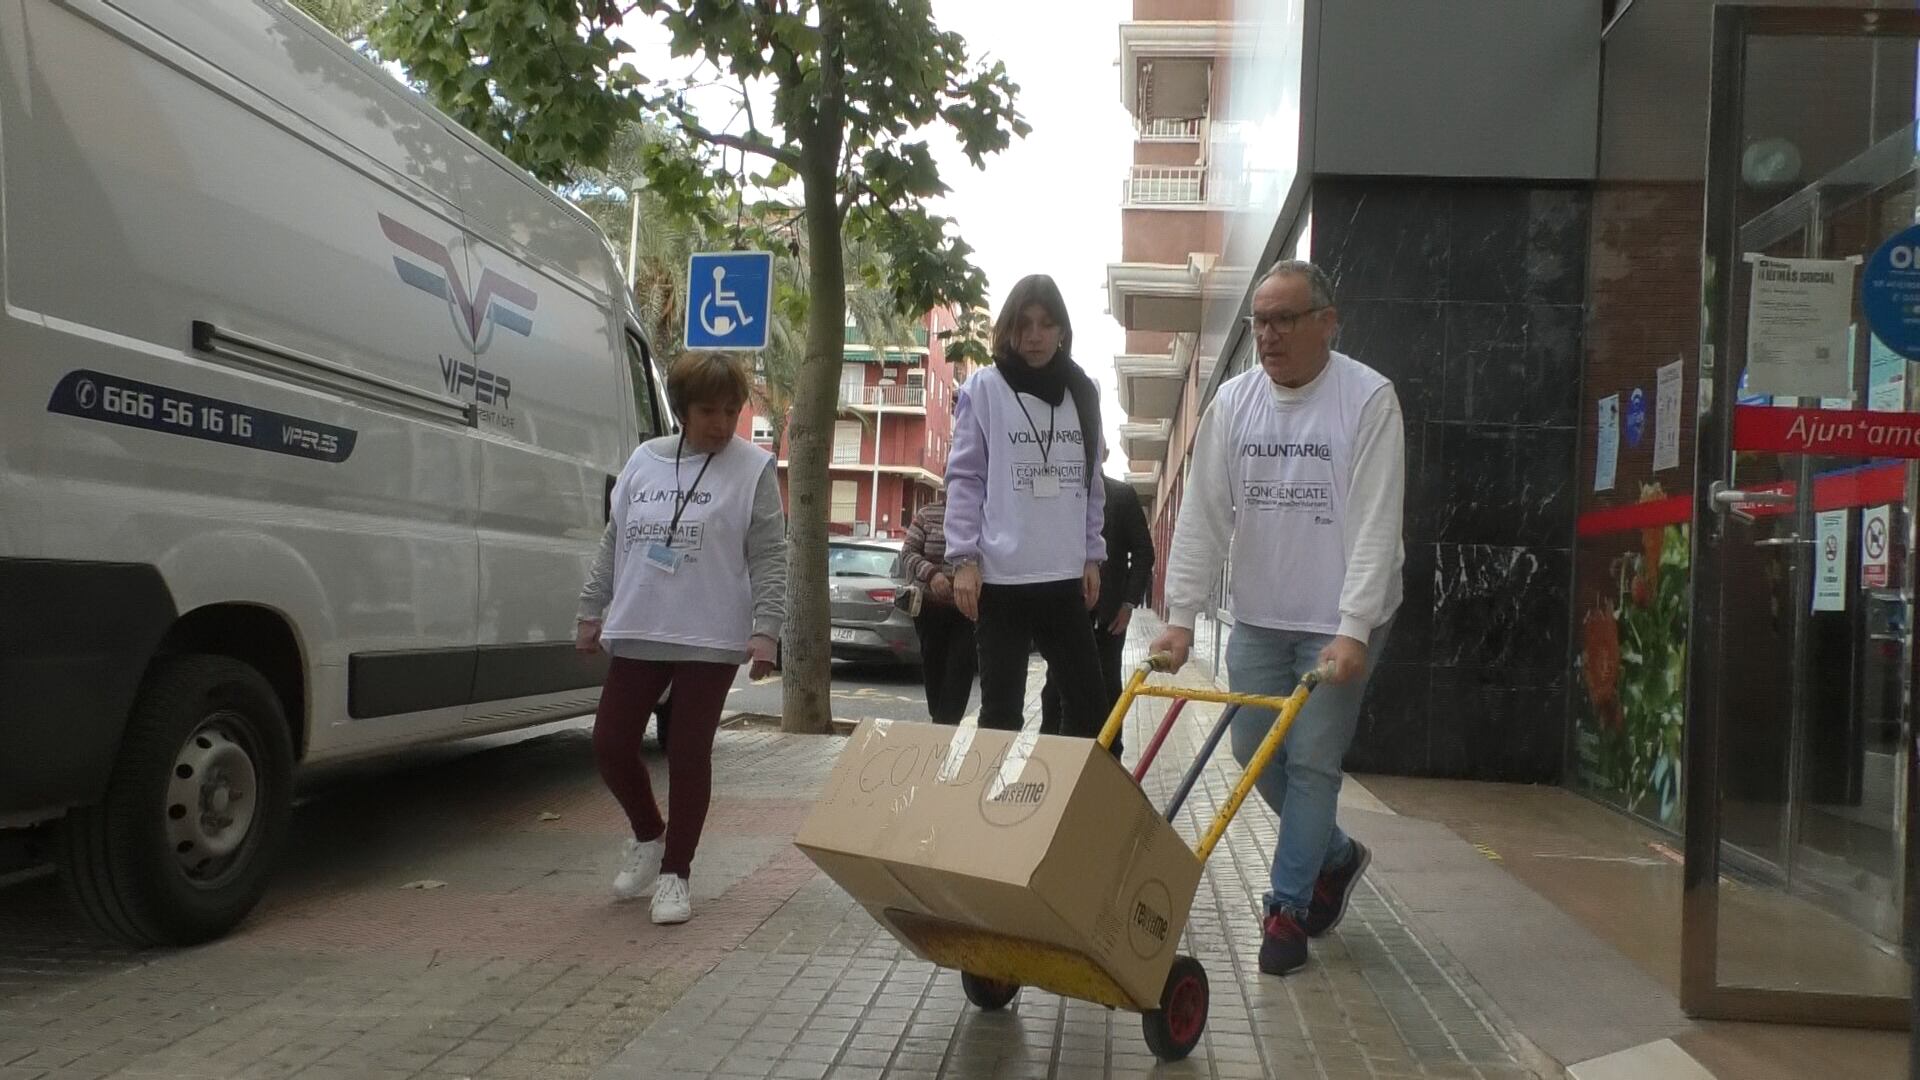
[0,0,665,945]
[828,539,921,666]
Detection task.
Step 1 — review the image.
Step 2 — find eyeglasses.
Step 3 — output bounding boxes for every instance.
[1243,306,1327,335]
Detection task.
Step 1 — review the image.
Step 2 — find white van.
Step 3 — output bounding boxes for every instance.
[0,0,665,944]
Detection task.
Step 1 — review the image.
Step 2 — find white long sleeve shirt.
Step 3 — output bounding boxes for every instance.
[1163,354,1406,645]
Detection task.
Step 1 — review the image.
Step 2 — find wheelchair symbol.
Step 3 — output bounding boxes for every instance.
[699,266,755,338]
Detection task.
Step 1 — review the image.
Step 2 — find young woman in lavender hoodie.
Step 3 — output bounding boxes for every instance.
[944,274,1109,736]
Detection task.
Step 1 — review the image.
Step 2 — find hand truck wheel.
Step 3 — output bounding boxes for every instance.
[1141,954,1208,1061]
[959,970,1021,1011]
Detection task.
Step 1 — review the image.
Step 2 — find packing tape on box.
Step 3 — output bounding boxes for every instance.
[936,719,978,784]
[986,727,1041,802]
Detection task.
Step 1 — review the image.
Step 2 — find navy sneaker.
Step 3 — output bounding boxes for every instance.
[1258,909,1309,976]
[1304,839,1371,938]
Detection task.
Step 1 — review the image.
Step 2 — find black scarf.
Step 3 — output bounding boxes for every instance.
[994,346,1102,492]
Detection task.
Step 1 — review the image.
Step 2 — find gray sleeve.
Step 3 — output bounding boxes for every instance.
[577,520,617,621]
[746,460,788,641]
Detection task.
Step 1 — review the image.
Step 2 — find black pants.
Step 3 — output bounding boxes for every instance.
[976,579,1104,737]
[1041,615,1126,757]
[914,603,977,725]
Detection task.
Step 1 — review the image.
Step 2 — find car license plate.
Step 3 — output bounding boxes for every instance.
[831,628,857,643]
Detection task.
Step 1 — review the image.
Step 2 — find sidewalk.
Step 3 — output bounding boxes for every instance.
[1359,776,1907,1080]
[16,610,1885,1079]
[595,615,1551,1080]
[0,728,845,1080]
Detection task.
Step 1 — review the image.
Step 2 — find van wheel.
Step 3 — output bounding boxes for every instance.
[57,656,294,946]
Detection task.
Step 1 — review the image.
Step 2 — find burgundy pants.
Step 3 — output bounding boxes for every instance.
[592,657,737,879]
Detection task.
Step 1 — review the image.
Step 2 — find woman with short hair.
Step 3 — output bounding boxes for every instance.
[576,352,784,925]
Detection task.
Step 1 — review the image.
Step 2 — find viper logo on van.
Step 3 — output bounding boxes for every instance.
[379,214,538,354]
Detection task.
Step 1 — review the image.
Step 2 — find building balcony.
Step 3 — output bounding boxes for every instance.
[1125,464,1162,504]
[840,384,929,412]
[1118,21,1227,120]
[1122,165,1207,207]
[1116,353,1185,421]
[843,344,927,364]
[1120,419,1172,461]
[787,449,945,490]
[1107,256,1232,335]
[1136,116,1203,142]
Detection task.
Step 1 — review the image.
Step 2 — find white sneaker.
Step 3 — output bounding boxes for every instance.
[650,874,691,925]
[612,838,664,900]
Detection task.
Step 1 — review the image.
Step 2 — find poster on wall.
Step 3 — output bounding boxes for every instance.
[1655,360,1683,472]
[1870,334,1907,412]
[1743,254,1860,400]
[1863,505,1892,589]
[1814,509,1849,613]
[1625,388,1646,448]
[1595,395,1619,492]
[1862,223,1920,360]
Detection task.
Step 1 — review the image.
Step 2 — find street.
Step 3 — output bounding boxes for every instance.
[724,660,974,728]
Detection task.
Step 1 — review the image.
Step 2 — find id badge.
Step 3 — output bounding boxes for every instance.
[1032,468,1062,499]
[644,542,684,574]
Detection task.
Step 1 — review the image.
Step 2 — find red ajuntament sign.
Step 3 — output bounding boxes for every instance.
[1734,405,1920,458]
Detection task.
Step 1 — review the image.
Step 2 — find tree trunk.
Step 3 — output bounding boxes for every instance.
[780,144,847,735]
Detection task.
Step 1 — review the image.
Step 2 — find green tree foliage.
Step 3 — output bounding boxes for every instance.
[375,0,1027,732]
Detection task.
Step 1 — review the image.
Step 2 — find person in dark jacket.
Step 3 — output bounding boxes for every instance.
[898,494,976,724]
[1042,445,1156,756]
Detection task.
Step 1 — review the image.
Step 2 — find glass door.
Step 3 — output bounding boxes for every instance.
[1686,3,1917,1026]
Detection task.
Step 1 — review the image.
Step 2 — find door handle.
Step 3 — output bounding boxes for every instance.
[1711,482,1795,510]
[1753,536,1812,548]
[1710,481,1795,525]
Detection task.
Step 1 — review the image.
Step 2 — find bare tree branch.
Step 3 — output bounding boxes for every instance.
[666,101,802,169]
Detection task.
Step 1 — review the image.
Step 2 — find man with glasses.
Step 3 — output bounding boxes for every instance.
[1150,259,1405,978]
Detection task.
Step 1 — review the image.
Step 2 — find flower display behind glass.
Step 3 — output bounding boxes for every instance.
[1574,483,1689,827]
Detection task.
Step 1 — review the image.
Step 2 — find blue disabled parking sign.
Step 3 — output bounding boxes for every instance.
[686,251,773,351]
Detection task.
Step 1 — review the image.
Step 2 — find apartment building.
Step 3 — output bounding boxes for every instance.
[737,306,968,538]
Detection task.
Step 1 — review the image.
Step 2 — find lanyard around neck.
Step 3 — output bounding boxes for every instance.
[1012,392,1058,467]
[666,433,720,548]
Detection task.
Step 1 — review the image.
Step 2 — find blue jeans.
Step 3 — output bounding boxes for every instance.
[1226,619,1389,918]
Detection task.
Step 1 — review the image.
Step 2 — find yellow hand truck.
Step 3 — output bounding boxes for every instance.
[948,653,1331,1062]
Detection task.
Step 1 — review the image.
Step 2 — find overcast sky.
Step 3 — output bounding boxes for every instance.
[616,1,1135,476]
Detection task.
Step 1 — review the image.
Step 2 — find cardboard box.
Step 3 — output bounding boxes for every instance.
[794,719,1203,1010]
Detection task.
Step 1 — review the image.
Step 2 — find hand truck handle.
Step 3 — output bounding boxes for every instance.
[1096,660,1331,864]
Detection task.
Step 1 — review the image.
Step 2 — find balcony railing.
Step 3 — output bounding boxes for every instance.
[840,385,928,408]
[1123,165,1205,206]
[826,444,946,472]
[1136,116,1202,142]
